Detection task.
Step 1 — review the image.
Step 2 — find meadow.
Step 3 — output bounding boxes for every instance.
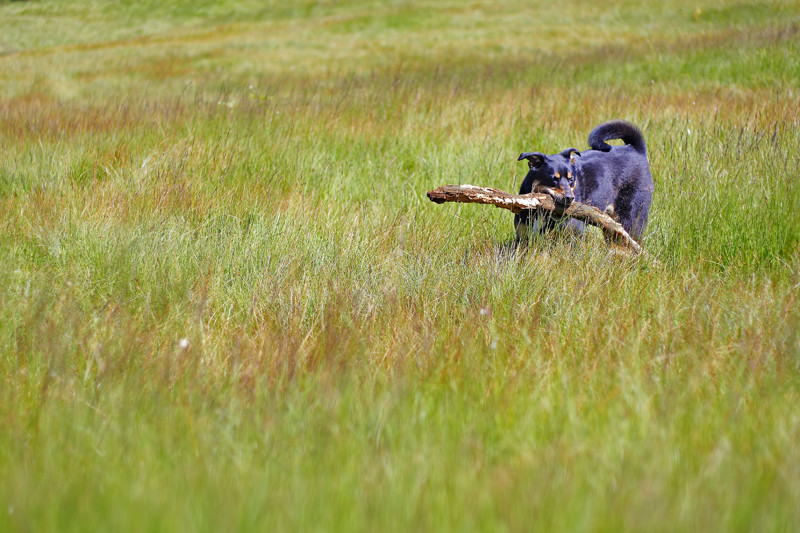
[1,0,800,530]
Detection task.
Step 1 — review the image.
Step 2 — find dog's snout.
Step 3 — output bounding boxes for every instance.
[558,175,575,204]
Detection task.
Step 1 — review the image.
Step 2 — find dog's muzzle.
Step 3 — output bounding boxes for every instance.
[542,187,573,208]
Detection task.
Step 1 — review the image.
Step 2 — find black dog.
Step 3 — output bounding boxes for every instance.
[515,120,654,242]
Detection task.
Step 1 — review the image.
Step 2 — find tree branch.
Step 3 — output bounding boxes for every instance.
[427,184,642,253]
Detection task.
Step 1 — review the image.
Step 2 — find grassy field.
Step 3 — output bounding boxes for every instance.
[2,0,800,530]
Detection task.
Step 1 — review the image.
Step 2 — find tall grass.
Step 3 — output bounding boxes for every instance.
[2,0,800,531]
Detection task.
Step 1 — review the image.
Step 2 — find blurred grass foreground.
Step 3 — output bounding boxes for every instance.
[1,1,800,531]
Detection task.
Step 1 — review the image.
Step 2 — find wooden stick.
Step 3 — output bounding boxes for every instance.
[427,184,642,253]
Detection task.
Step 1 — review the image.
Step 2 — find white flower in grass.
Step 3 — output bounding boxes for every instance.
[179,338,190,350]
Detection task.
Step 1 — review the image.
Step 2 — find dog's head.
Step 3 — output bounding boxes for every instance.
[518,148,580,205]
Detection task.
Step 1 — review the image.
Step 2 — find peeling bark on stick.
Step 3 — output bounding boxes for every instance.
[426,184,642,254]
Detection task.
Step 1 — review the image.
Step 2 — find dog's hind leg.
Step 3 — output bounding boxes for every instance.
[617,189,652,242]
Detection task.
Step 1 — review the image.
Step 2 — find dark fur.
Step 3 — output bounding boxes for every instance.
[515,120,654,242]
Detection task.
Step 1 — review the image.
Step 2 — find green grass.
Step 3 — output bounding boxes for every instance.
[2,0,800,531]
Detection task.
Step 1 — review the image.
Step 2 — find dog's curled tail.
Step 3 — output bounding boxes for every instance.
[588,120,647,154]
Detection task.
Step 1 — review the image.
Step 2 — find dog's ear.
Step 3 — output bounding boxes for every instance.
[560,148,581,163]
[518,152,545,168]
